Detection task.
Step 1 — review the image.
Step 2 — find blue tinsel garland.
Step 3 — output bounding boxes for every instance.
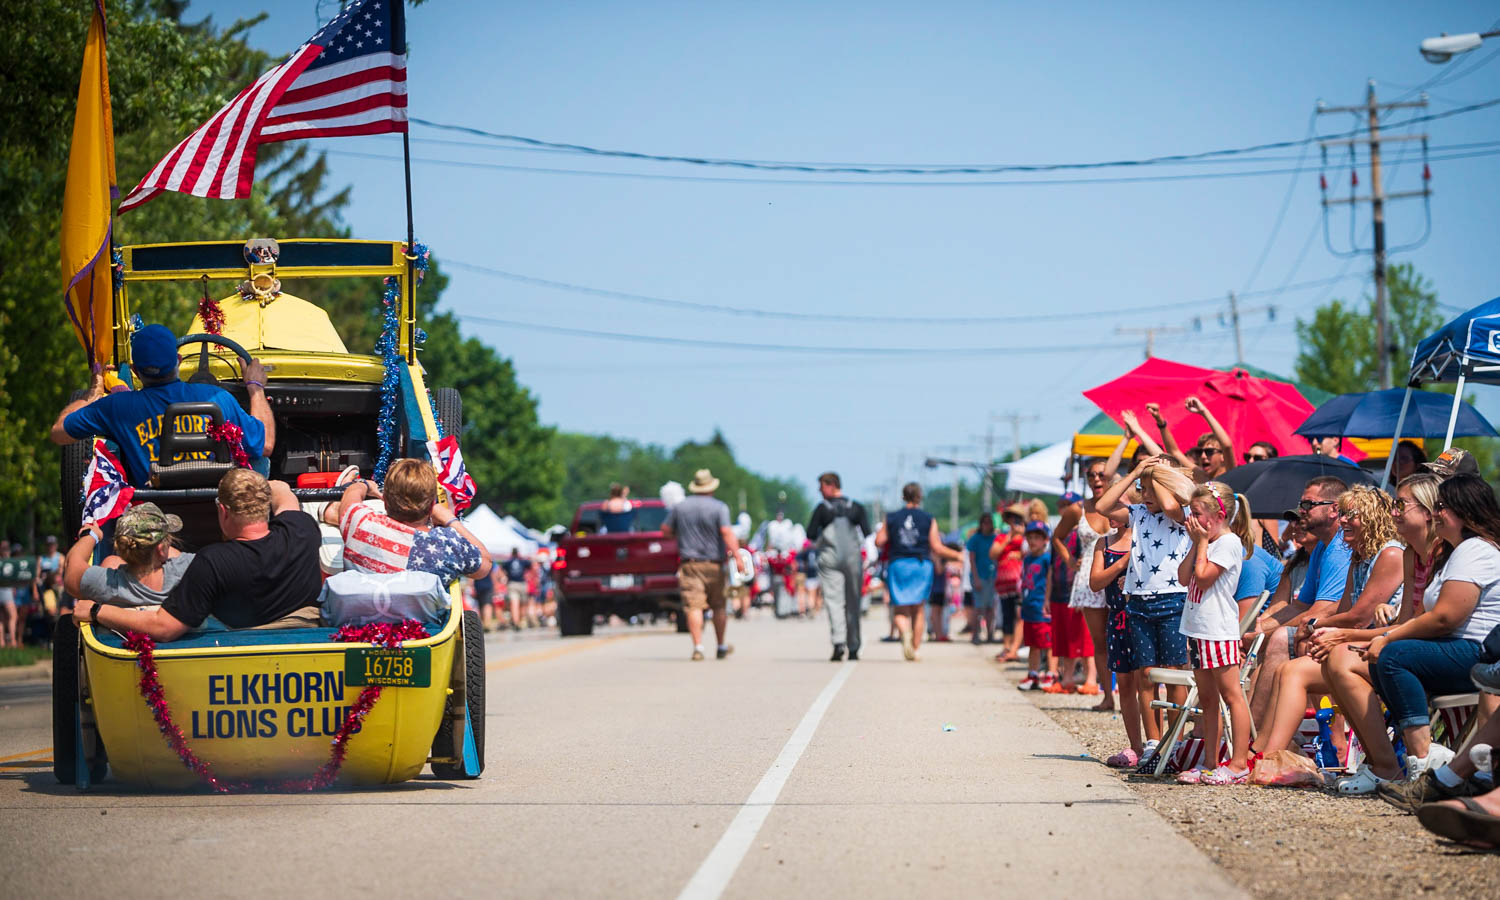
[372,243,432,485]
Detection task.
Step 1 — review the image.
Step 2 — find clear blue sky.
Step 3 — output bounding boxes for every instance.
[186,0,1500,513]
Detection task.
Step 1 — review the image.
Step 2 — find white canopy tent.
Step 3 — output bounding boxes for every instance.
[463,503,541,558]
[995,439,1086,497]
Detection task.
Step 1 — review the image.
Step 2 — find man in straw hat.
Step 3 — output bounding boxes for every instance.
[661,469,742,661]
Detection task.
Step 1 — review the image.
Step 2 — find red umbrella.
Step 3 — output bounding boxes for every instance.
[1083,358,1342,460]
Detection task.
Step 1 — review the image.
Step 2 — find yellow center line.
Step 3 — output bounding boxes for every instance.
[0,758,52,773]
[486,633,643,671]
[0,748,52,764]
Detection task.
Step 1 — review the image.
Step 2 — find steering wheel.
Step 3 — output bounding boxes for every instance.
[177,333,252,385]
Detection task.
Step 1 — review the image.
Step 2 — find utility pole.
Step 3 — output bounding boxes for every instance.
[1317,82,1428,389]
[1227,291,1244,365]
[1115,325,1186,358]
[932,444,969,533]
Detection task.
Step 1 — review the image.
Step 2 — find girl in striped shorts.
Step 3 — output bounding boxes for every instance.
[1175,481,1255,785]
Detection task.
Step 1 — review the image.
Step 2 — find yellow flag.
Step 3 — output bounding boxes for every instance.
[60,1,117,369]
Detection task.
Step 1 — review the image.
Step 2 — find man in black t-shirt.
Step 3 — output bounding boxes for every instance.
[73,469,322,640]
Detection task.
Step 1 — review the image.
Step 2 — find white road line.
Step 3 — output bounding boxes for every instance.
[678,661,856,900]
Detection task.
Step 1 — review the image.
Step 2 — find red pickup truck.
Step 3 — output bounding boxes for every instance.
[553,500,684,636]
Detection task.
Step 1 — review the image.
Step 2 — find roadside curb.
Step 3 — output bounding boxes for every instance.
[0,660,51,683]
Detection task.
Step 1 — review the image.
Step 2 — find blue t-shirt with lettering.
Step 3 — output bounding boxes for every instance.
[63,380,266,485]
[1020,551,1051,622]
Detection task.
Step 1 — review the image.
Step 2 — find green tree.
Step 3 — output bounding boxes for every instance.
[1293,263,1444,395]
[544,431,809,529]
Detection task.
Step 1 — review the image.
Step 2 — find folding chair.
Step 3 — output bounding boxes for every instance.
[1431,693,1482,757]
[1144,590,1271,776]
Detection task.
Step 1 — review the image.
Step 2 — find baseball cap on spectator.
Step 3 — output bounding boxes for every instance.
[1024,521,1050,536]
[1060,491,1084,506]
[131,324,180,382]
[1423,447,1479,478]
[115,502,182,544]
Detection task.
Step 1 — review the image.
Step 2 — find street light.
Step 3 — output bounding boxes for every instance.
[1419,31,1499,63]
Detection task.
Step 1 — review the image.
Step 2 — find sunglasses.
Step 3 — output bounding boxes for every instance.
[1298,499,1336,512]
[1244,452,1270,463]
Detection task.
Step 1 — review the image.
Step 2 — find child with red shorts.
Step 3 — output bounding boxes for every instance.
[1045,527,1097,694]
[1016,522,1055,690]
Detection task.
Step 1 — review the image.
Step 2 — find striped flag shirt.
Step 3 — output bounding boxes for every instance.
[118,0,406,214]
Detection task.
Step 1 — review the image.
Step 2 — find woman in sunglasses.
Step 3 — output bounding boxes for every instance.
[1241,442,1283,553]
[1324,474,1500,794]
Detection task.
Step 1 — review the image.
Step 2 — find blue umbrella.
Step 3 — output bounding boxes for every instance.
[1294,388,1498,440]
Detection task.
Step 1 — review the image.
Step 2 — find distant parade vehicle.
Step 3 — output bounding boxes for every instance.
[553,499,685,635]
[55,239,485,789]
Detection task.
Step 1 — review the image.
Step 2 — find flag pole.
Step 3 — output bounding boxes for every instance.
[402,130,415,252]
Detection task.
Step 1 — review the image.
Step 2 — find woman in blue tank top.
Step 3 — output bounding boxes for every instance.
[876,482,963,661]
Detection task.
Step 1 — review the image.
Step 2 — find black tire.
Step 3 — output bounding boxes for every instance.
[432,387,462,439]
[60,389,92,538]
[53,618,80,784]
[431,610,485,779]
[557,591,594,636]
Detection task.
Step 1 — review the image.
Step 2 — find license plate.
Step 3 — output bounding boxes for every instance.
[608,574,636,590]
[345,647,431,687]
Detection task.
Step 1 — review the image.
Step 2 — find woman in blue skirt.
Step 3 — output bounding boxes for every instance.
[876,482,964,661]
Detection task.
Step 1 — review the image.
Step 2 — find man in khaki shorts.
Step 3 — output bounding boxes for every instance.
[662,469,741,661]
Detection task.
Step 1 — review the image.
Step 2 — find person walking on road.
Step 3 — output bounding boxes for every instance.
[662,469,742,661]
[807,471,870,662]
[502,549,529,631]
[965,514,998,644]
[876,482,963,661]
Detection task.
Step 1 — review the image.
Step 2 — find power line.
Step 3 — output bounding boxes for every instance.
[407,97,1500,176]
[454,312,1221,356]
[329,143,1500,188]
[442,258,1367,325]
[1240,112,1319,293]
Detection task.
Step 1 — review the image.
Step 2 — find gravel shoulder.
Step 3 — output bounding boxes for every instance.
[1000,659,1500,899]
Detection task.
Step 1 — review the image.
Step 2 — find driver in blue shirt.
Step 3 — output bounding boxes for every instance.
[49,324,275,485]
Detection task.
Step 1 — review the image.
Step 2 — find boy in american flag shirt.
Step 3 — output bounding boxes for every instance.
[338,459,491,587]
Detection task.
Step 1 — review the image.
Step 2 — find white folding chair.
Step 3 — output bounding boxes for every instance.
[1144,590,1271,776]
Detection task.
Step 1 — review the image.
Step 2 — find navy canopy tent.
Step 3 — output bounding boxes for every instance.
[1386,296,1500,485]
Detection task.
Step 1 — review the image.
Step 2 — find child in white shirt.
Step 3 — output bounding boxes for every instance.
[1175,481,1254,785]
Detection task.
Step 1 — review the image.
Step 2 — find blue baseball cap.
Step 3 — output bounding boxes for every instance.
[131,324,179,381]
[1024,521,1050,536]
[1060,491,1084,505]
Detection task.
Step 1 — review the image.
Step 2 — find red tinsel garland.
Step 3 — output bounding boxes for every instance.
[121,619,429,793]
[205,422,251,468]
[197,296,226,335]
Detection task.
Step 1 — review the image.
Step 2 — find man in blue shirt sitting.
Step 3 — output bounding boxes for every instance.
[49,324,275,485]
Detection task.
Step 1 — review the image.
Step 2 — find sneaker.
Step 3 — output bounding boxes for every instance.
[831,644,846,662]
[1041,682,1077,694]
[1336,763,1395,795]
[1377,769,1485,814]
[1038,672,1058,688]
[691,649,705,661]
[1199,764,1251,786]
[848,649,859,661]
[1017,675,1039,691]
[900,629,916,661]
[1406,744,1455,780]
[1175,767,1209,784]
[1106,748,1141,768]
[1471,659,1500,695]
[717,644,734,660]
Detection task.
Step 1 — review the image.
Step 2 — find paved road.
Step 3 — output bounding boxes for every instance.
[0,614,1240,898]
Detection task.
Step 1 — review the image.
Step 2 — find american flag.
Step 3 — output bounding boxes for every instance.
[117,0,407,214]
[427,435,476,513]
[81,441,135,527]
